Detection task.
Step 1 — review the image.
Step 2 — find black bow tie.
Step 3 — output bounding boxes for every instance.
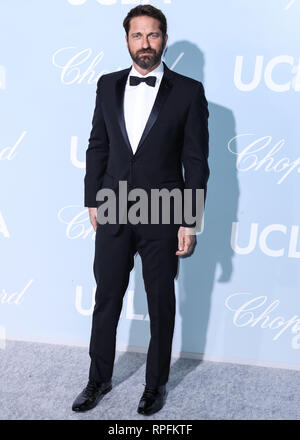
[129,75,157,87]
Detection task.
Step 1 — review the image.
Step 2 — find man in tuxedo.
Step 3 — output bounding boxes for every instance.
[72,4,209,416]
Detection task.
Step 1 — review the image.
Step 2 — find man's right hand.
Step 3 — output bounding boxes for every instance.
[88,207,98,232]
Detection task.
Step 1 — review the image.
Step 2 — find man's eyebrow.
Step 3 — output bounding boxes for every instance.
[131,31,160,35]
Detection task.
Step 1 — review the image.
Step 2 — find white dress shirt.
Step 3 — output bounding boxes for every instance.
[123,59,164,154]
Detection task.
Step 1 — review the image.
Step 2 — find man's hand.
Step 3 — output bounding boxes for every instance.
[176,226,196,256]
[88,207,98,232]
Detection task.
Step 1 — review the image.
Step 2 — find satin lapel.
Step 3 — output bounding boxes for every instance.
[115,68,132,155]
[135,71,173,156]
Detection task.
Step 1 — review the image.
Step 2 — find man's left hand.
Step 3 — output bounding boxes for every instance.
[176,226,196,256]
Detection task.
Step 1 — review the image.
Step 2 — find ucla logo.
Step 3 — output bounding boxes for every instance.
[231,222,300,259]
[234,56,300,92]
[67,0,171,5]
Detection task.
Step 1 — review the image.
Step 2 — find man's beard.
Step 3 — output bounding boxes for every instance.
[128,42,164,70]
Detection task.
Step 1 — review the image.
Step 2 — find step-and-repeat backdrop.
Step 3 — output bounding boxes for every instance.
[1,0,299,369]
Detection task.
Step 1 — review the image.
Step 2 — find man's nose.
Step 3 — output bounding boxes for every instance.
[141,36,150,48]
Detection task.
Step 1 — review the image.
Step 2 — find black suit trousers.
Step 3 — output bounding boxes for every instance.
[88,216,179,388]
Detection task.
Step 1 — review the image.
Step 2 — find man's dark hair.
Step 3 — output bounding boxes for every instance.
[123,5,167,38]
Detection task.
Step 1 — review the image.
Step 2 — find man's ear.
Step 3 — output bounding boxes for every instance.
[163,34,168,50]
[125,34,128,49]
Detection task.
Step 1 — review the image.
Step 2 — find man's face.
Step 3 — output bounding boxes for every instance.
[126,16,167,70]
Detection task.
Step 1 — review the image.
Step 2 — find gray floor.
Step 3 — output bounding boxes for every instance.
[1,340,300,420]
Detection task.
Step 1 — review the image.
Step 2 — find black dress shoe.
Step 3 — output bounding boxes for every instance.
[137,384,167,415]
[72,379,112,412]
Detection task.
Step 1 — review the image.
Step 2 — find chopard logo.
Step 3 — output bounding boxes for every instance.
[228,134,300,184]
[52,46,182,85]
[0,280,34,305]
[58,206,95,240]
[225,293,300,350]
[52,47,108,85]
[0,131,27,160]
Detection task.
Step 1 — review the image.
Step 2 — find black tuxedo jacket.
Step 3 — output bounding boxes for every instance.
[84,61,209,239]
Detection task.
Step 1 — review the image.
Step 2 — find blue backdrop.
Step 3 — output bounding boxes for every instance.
[1,0,300,370]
